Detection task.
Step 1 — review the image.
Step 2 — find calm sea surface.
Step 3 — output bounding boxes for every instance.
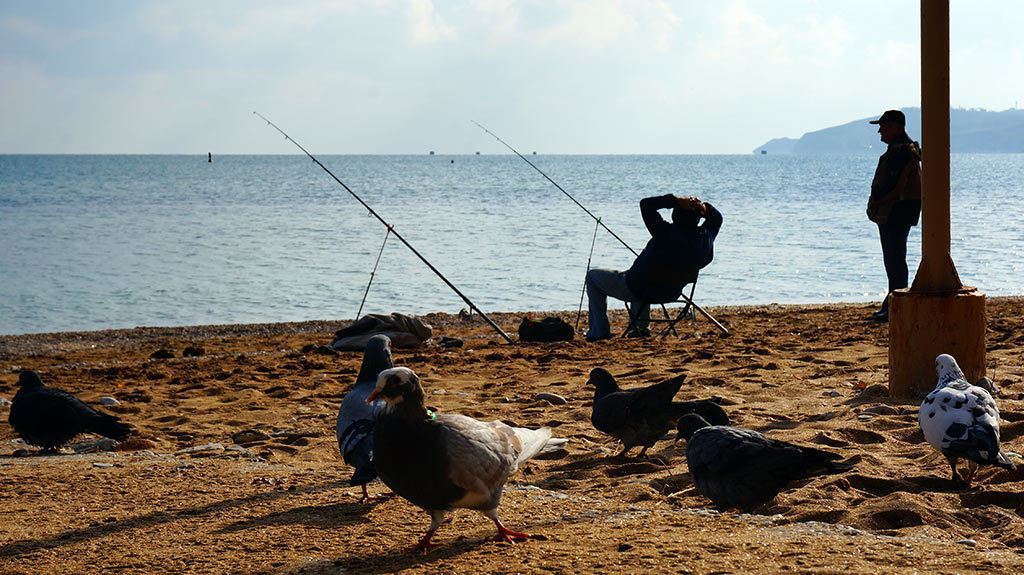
[1,154,1021,335]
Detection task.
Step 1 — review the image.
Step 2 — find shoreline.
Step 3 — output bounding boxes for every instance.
[0,301,862,361]
[3,296,1022,360]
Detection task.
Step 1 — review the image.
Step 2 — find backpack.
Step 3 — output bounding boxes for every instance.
[518,316,574,342]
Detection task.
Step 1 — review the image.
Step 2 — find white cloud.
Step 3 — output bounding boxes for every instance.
[138,1,368,42]
[522,0,680,55]
[2,0,1023,153]
[407,0,456,44]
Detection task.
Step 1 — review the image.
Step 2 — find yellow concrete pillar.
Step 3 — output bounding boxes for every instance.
[888,0,986,397]
[889,288,986,396]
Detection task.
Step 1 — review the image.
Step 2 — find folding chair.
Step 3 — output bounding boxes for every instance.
[621,273,700,338]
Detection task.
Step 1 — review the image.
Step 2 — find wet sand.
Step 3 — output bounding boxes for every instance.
[1,299,1023,574]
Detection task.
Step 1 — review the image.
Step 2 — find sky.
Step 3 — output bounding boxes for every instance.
[1,0,1022,154]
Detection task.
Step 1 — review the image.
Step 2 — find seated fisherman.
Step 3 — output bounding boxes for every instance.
[585,195,722,341]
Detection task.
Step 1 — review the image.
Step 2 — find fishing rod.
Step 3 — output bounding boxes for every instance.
[472,120,728,335]
[472,120,639,257]
[255,112,514,344]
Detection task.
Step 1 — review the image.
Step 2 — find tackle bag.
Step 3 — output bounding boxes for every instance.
[518,316,574,342]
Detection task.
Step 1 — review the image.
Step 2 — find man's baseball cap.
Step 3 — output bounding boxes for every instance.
[869,109,906,126]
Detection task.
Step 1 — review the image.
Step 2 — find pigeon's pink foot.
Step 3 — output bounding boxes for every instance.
[492,519,530,544]
[358,485,394,504]
[409,528,441,554]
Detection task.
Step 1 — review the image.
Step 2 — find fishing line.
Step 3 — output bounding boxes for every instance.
[472,120,638,257]
[575,217,601,331]
[473,120,727,334]
[255,112,514,343]
[356,225,392,319]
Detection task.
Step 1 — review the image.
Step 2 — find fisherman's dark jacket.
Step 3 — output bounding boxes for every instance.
[626,195,722,303]
[867,132,922,226]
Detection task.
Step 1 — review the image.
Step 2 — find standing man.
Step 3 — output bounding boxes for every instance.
[867,109,922,322]
[585,195,722,341]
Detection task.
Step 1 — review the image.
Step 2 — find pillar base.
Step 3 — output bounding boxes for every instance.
[888,287,986,398]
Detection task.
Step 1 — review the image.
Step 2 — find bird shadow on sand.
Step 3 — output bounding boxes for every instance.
[267,536,490,575]
[327,536,487,572]
[537,452,674,485]
[0,481,344,560]
[214,501,374,534]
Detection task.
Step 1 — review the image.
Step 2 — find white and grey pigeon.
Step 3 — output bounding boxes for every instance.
[367,366,568,553]
[336,334,393,503]
[918,353,1016,486]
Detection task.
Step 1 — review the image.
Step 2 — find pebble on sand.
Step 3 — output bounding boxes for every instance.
[533,392,568,405]
[70,437,120,453]
[114,438,159,452]
[0,397,11,407]
[232,430,271,444]
[99,396,120,405]
[859,383,889,398]
[175,443,224,456]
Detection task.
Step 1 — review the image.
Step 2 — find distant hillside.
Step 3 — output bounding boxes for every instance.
[754,108,1024,154]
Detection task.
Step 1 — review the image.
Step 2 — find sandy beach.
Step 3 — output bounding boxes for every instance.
[2,299,1023,574]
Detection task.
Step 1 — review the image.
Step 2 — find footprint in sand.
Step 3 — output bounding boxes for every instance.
[835,428,886,444]
[870,507,925,529]
[812,432,849,448]
[604,460,669,477]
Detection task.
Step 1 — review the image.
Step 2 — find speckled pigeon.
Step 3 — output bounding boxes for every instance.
[367,366,567,553]
[918,353,1015,486]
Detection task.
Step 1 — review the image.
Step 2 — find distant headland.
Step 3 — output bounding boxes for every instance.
[754,107,1024,154]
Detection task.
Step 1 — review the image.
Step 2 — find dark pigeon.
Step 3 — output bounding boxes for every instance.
[586,367,729,457]
[336,334,393,503]
[919,354,1015,486]
[676,413,852,511]
[8,371,132,452]
[367,366,567,553]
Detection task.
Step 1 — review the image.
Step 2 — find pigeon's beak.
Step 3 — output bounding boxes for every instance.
[366,389,381,403]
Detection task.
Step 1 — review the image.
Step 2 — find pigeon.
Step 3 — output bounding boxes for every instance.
[586,367,729,457]
[336,334,393,503]
[367,366,567,553]
[8,370,132,452]
[676,413,853,511]
[918,353,1015,486]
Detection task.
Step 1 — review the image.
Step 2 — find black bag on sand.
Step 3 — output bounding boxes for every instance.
[518,316,574,342]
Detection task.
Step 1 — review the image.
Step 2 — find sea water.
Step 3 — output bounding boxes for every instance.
[1,154,1021,335]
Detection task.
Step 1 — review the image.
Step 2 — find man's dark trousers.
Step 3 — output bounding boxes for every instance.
[877,222,912,313]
